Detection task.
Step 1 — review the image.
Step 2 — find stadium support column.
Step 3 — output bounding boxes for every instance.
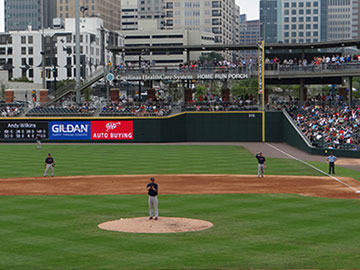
[186,49,190,65]
[40,0,46,91]
[300,79,306,103]
[112,52,117,67]
[138,55,142,101]
[349,76,353,107]
[75,0,81,104]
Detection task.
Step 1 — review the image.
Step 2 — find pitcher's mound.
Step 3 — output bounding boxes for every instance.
[98,217,213,233]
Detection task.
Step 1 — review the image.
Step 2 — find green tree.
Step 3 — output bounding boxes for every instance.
[168,82,183,102]
[199,52,224,64]
[209,81,221,96]
[230,78,259,98]
[56,79,76,89]
[12,77,32,83]
[83,87,92,102]
[195,84,206,100]
[0,83,5,100]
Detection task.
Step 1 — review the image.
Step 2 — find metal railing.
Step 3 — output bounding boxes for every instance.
[111,62,360,78]
[45,68,106,107]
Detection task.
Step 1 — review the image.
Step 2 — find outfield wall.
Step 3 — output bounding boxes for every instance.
[0,112,359,158]
[0,112,263,143]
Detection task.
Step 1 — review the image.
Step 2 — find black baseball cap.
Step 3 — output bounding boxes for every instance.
[150,177,155,181]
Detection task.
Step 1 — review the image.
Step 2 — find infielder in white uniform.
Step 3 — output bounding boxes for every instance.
[146,177,158,220]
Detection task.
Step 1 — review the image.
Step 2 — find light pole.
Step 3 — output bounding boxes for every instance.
[75,0,81,104]
[41,0,46,90]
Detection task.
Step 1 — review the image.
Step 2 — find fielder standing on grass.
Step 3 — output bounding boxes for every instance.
[256,152,266,178]
[36,135,41,150]
[146,177,159,220]
[327,152,337,175]
[44,153,55,177]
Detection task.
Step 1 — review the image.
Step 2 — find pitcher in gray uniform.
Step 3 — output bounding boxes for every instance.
[146,177,158,220]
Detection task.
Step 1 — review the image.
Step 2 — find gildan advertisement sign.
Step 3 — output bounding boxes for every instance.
[0,121,48,140]
[49,121,91,140]
[91,121,133,140]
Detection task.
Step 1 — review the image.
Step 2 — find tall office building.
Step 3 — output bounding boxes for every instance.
[57,0,121,30]
[260,0,328,44]
[5,0,57,31]
[327,0,358,40]
[282,0,328,43]
[354,0,360,38]
[260,0,281,43]
[163,0,240,60]
[121,0,139,30]
[239,14,260,60]
[138,0,165,20]
[120,0,164,30]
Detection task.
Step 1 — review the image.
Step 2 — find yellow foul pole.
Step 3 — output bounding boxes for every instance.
[258,41,265,142]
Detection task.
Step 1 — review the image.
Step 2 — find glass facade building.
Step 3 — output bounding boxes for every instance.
[261,0,328,44]
[260,0,282,43]
[5,0,57,31]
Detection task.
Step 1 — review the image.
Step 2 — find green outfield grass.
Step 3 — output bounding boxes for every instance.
[1,194,360,270]
[0,144,352,179]
[1,144,360,270]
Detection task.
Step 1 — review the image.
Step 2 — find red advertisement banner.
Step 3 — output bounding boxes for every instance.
[91,121,133,140]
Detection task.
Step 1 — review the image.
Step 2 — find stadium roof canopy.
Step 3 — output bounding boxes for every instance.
[108,39,360,53]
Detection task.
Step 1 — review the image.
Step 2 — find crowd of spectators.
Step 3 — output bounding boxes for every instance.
[183,94,258,112]
[287,103,360,150]
[100,101,172,117]
[26,103,96,117]
[0,103,26,117]
[265,54,360,71]
[114,54,360,74]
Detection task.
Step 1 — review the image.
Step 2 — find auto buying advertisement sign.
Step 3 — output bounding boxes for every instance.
[48,121,133,141]
[91,121,133,140]
[49,121,91,140]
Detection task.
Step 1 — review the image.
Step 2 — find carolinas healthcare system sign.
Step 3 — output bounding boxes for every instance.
[49,121,91,140]
[91,121,133,140]
[49,121,134,140]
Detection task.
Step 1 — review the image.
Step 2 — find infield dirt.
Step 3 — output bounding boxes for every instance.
[0,174,360,199]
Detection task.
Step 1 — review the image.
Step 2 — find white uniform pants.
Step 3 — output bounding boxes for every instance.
[44,164,54,176]
[148,195,158,217]
[37,140,41,149]
[258,164,264,177]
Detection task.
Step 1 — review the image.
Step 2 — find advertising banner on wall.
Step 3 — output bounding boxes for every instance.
[91,121,133,140]
[49,121,91,140]
[0,121,48,140]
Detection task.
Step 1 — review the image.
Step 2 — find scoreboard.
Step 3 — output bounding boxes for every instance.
[0,121,48,140]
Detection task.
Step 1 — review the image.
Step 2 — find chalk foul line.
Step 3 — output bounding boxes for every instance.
[265,143,360,194]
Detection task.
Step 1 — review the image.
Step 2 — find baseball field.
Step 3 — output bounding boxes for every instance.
[1,144,360,270]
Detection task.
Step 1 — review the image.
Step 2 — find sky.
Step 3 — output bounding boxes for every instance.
[0,0,259,32]
[236,0,260,20]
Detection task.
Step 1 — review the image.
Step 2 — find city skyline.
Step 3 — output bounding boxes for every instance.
[236,0,259,20]
[0,0,260,33]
